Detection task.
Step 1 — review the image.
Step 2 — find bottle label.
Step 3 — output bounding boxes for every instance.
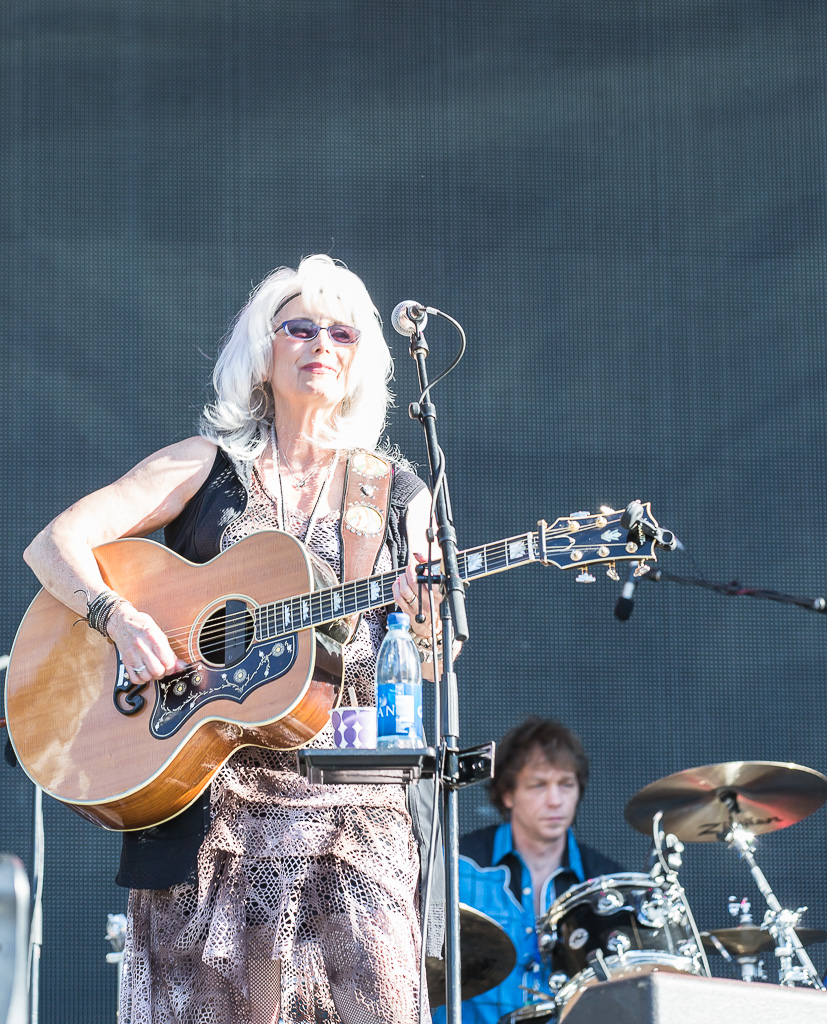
[377,683,422,740]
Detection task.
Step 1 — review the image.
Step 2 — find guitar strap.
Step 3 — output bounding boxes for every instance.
[339,450,394,584]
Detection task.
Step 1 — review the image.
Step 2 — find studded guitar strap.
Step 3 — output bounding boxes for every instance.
[339,450,394,589]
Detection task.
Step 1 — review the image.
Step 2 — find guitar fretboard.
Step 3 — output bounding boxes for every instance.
[254,531,543,641]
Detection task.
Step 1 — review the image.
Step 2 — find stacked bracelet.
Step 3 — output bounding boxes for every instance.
[413,633,442,665]
[86,590,125,638]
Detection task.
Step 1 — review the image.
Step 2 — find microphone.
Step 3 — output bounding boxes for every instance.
[614,561,639,621]
[391,300,429,336]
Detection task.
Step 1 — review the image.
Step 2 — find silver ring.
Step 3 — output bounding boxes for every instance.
[134,664,147,674]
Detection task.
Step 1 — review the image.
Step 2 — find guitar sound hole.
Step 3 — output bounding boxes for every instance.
[199,601,255,668]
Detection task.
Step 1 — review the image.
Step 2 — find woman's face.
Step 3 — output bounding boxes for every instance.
[267,297,358,413]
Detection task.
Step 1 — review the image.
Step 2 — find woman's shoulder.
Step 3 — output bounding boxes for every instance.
[153,435,219,464]
[124,436,222,509]
[391,467,426,507]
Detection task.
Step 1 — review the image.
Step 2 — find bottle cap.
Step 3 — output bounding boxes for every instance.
[387,612,410,629]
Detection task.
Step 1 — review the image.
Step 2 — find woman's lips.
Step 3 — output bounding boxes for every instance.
[301,362,335,373]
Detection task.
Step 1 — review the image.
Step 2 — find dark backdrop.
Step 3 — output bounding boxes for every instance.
[3,1,827,1020]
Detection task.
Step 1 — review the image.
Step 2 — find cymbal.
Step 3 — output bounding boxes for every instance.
[702,926,827,957]
[426,904,517,1008]
[624,761,827,842]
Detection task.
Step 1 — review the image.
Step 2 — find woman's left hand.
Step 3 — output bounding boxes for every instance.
[392,551,442,640]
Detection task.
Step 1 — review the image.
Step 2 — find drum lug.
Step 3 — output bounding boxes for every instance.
[538,927,556,955]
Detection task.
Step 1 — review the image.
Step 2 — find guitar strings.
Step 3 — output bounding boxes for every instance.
[164,542,637,653]
[162,530,633,649]
[152,524,634,656]
[157,529,577,647]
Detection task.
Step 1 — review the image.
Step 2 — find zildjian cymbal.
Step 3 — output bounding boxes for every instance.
[624,761,827,842]
[702,926,827,957]
[426,904,517,1008]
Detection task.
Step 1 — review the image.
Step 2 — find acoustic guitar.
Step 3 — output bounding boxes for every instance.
[4,501,669,831]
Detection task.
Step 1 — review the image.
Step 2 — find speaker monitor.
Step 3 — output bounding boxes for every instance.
[561,971,827,1024]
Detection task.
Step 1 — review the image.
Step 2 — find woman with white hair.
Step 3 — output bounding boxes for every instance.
[23,255,447,1024]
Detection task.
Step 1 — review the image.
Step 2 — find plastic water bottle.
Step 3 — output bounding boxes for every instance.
[375,612,424,749]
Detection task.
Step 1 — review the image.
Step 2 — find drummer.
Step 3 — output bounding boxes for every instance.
[435,717,623,1024]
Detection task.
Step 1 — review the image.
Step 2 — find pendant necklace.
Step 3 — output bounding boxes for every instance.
[270,422,338,546]
[277,443,318,488]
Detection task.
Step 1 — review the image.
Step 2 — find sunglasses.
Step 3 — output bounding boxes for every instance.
[276,319,361,345]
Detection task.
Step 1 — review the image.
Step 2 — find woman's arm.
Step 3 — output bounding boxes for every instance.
[391,486,463,682]
[24,435,218,681]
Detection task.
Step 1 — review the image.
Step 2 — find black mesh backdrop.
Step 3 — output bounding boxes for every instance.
[2,1,827,1019]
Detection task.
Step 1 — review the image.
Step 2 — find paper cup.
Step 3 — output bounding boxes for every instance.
[329,707,378,749]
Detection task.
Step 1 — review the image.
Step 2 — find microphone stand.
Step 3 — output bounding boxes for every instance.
[407,311,469,1024]
[641,568,827,615]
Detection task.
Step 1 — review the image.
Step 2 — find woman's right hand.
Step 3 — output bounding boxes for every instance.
[105,601,189,684]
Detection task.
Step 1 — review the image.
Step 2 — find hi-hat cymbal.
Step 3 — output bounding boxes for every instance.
[624,761,827,842]
[426,904,517,1008]
[702,925,827,957]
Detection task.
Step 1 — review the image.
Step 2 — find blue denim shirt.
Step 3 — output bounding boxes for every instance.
[432,823,586,1024]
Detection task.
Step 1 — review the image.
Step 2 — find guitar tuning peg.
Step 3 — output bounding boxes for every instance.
[634,562,651,578]
[576,569,596,583]
[606,562,620,582]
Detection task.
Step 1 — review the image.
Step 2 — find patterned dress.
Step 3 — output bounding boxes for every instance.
[120,467,425,1024]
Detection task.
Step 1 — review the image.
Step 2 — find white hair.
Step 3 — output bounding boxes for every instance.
[201,255,394,460]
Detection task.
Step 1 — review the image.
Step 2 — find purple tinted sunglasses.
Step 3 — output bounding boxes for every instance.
[276,319,360,345]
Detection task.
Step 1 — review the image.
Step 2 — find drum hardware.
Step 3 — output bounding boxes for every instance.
[700,898,766,982]
[625,761,827,990]
[723,814,824,988]
[499,974,568,1024]
[585,948,612,981]
[540,864,705,1016]
[496,1001,558,1024]
[648,810,710,977]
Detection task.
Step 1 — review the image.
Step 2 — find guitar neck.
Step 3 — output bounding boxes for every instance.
[255,530,542,641]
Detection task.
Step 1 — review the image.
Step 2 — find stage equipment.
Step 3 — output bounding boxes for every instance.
[0,854,29,1024]
[426,904,516,1007]
[626,761,827,989]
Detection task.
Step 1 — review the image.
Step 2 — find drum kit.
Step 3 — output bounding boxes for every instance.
[429,760,827,1023]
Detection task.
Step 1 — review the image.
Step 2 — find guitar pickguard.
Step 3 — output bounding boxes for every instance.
[110,635,300,740]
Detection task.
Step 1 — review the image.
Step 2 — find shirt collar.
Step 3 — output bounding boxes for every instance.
[492,821,586,884]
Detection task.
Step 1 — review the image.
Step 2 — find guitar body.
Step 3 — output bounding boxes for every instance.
[5,532,344,831]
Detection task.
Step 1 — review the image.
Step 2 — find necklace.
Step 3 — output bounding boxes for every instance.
[273,428,329,489]
[269,423,339,545]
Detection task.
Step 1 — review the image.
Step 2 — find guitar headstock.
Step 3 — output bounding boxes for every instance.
[536,501,671,581]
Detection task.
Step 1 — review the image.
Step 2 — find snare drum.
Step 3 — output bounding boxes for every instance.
[497,1001,557,1024]
[554,950,698,1020]
[541,872,699,980]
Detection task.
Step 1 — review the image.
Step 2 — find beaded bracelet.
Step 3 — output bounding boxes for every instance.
[86,589,125,638]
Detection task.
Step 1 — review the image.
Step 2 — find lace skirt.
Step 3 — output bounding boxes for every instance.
[119,749,425,1024]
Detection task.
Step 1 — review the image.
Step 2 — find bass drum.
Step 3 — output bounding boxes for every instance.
[497,1001,558,1024]
[541,872,699,980]
[554,950,698,1021]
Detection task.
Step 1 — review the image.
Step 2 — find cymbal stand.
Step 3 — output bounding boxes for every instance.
[723,815,824,989]
[726,898,765,983]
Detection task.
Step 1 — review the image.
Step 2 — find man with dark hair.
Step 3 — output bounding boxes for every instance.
[435,717,622,1024]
